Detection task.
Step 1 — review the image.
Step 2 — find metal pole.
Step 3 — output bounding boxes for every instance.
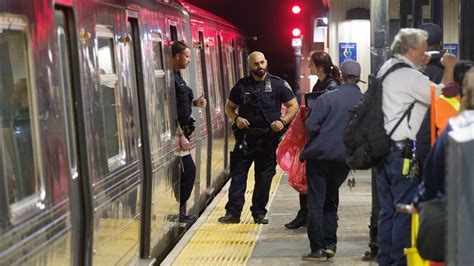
[459,0,474,60]
[363,0,390,261]
[412,0,423,28]
[293,45,302,104]
[400,0,411,28]
[430,0,443,30]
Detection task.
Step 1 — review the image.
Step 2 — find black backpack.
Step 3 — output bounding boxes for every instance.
[344,62,414,170]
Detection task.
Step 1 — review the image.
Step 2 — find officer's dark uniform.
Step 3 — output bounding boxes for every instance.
[226,74,295,218]
[174,71,196,213]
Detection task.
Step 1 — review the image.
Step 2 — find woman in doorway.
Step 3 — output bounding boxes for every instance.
[285,51,341,229]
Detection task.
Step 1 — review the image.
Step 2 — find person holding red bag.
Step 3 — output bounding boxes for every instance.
[284,51,341,230]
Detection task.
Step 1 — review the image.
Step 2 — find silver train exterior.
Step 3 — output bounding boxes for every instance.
[0,0,246,264]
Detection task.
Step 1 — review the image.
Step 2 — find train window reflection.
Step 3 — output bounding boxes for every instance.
[102,83,120,157]
[98,38,116,75]
[55,10,78,177]
[210,46,222,114]
[96,27,124,169]
[0,29,40,208]
[151,35,171,141]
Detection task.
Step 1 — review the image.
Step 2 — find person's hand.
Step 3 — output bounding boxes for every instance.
[179,135,191,151]
[441,53,458,69]
[271,119,285,132]
[194,94,206,108]
[235,116,250,129]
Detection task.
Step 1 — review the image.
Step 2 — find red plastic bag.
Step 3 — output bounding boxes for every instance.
[276,106,308,194]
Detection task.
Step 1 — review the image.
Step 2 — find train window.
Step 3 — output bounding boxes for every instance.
[170,25,178,42]
[55,9,78,177]
[238,49,245,78]
[0,17,43,220]
[152,40,164,71]
[96,25,124,169]
[151,34,171,141]
[209,44,222,114]
[226,46,235,87]
[97,38,116,75]
[124,21,139,159]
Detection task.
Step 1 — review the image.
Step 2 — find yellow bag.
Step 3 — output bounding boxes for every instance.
[404,213,429,266]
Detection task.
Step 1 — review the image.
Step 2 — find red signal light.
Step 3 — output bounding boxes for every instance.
[291,5,301,14]
[292,28,302,37]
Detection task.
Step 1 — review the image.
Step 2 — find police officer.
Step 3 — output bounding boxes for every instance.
[218,51,299,224]
[172,41,206,223]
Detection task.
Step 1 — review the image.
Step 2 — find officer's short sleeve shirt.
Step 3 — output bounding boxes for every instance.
[174,71,194,122]
[228,74,295,125]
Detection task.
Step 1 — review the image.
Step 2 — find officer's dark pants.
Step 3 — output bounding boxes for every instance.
[376,146,419,266]
[180,154,196,211]
[306,159,349,253]
[225,133,278,218]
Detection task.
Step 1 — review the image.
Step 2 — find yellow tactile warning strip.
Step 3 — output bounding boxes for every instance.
[171,166,284,266]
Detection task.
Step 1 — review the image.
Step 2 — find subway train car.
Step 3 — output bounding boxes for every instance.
[0,0,246,265]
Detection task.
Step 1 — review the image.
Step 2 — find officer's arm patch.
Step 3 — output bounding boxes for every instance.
[283,81,292,91]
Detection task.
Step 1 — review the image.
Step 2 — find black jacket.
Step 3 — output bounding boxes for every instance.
[425,52,444,84]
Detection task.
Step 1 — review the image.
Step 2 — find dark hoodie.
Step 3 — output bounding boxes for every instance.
[424,51,444,84]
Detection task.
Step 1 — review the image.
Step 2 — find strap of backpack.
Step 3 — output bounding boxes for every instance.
[388,101,416,137]
[379,62,411,82]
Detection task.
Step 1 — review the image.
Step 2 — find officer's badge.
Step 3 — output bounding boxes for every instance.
[265,79,272,93]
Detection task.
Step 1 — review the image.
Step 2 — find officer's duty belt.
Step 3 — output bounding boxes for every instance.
[240,127,271,136]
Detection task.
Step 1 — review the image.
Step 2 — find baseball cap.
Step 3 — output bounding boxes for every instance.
[340,60,365,83]
[419,23,442,45]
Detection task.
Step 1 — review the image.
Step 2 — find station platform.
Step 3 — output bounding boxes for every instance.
[163,167,376,265]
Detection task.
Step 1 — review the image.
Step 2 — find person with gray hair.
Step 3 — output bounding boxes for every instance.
[374,28,456,266]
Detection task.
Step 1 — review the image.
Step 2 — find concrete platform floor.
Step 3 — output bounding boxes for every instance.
[248,170,377,265]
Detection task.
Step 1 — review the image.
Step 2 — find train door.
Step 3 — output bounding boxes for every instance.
[217,34,230,169]
[186,28,210,206]
[170,20,206,215]
[0,5,86,265]
[87,6,142,264]
[197,31,213,191]
[203,29,226,188]
[127,15,153,259]
[53,7,89,265]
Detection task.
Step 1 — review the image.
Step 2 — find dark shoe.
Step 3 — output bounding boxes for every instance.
[253,215,269,224]
[218,213,240,224]
[284,216,307,229]
[324,244,337,258]
[179,213,197,223]
[302,249,327,262]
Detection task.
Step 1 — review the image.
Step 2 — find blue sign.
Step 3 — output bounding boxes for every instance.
[443,43,458,57]
[339,43,357,65]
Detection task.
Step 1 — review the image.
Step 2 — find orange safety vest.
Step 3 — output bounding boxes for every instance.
[430,85,460,145]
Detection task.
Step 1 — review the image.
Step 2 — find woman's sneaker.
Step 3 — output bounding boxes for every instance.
[324,244,337,258]
[302,249,327,262]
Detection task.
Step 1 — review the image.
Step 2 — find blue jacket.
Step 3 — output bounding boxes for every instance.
[300,83,363,163]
